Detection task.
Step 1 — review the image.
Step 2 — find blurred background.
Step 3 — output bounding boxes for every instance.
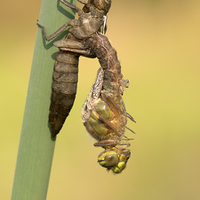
[1,0,200,199]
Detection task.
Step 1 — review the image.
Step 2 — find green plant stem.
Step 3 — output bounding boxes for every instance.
[11,0,77,199]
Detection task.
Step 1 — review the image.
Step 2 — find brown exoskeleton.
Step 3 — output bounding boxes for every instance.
[37,0,111,137]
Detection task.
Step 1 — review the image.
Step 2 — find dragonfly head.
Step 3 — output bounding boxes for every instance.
[93,0,111,15]
[83,0,111,15]
[97,149,131,173]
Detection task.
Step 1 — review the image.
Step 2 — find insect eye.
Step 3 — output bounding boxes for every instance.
[98,151,119,167]
[111,162,126,174]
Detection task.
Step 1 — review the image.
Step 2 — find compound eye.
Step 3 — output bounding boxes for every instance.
[111,162,126,174]
[98,151,119,167]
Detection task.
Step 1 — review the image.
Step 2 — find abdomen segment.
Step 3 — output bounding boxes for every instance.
[49,51,79,137]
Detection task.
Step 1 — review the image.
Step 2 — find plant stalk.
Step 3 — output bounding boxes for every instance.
[11,0,77,199]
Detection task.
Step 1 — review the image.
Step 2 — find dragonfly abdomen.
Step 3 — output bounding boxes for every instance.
[49,51,79,137]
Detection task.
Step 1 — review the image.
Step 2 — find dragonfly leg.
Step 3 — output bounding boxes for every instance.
[37,21,71,42]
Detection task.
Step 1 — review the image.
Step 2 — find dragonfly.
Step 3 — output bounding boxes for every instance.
[81,33,136,173]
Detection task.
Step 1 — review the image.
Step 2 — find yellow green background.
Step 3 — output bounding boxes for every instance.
[1,0,200,199]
